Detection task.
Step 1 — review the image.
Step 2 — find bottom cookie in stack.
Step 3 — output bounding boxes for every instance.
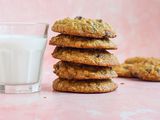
[53,78,118,93]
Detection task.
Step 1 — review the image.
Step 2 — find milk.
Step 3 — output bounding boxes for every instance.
[0,35,46,85]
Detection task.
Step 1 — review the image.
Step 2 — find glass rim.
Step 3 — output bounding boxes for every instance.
[0,22,49,26]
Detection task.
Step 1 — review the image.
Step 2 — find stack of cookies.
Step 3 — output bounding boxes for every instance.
[50,17,119,93]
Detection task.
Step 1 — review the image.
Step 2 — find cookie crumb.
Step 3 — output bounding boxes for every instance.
[43,97,47,98]
[120,82,124,85]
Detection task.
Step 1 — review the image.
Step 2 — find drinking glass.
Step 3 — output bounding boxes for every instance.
[0,23,49,93]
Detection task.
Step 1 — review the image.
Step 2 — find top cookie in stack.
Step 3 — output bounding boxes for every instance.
[50,16,119,93]
[52,16,116,38]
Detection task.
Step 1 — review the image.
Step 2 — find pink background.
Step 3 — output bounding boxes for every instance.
[0,0,160,120]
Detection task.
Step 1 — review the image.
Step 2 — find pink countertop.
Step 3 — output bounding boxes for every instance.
[0,77,160,120]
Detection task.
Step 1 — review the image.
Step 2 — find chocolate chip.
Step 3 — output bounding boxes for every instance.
[124,66,130,69]
[145,67,152,73]
[96,54,100,58]
[106,31,112,36]
[75,16,83,20]
[105,31,116,37]
[97,19,102,22]
[120,83,124,85]
[156,68,160,74]
[132,72,138,77]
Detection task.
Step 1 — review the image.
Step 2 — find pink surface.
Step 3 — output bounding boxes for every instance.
[1,79,160,120]
[0,0,160,119]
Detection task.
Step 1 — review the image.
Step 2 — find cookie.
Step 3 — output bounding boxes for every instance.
[50,34,117,50]
[53,78,118,93]
[131,63,160,81]
[113,63,133,77]
[52,47,119,66]
[52,17,116,38]
[125,57,160,65]
[114,57,160,81]
[54,61,117,80]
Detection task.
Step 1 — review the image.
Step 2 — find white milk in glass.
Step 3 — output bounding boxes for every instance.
[0,35,46,85]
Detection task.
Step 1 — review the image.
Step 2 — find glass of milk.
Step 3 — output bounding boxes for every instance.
[0,23,48,93]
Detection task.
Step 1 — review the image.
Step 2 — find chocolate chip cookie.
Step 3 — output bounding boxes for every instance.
[114,57,160,81]
[53,78,118,93]
[131,63,160,81]
[52,17,116,38]
[113,63,133,77]
[50,34,117,50]
[52,47,119,66]
[54,61,117,80]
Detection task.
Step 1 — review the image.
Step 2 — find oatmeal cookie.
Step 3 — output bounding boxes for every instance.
[52,17,116,38]
[113,63,133,77]
[52,47,119,66]
[50,34,117,49]
[53,78,118,93]
[131,63,160,81]
[125,57,160,65]
[54,61,117,80]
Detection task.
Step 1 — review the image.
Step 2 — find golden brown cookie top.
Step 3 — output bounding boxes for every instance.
[125,57,160,65]
[49,34,117,50]
[52,17,116,38]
